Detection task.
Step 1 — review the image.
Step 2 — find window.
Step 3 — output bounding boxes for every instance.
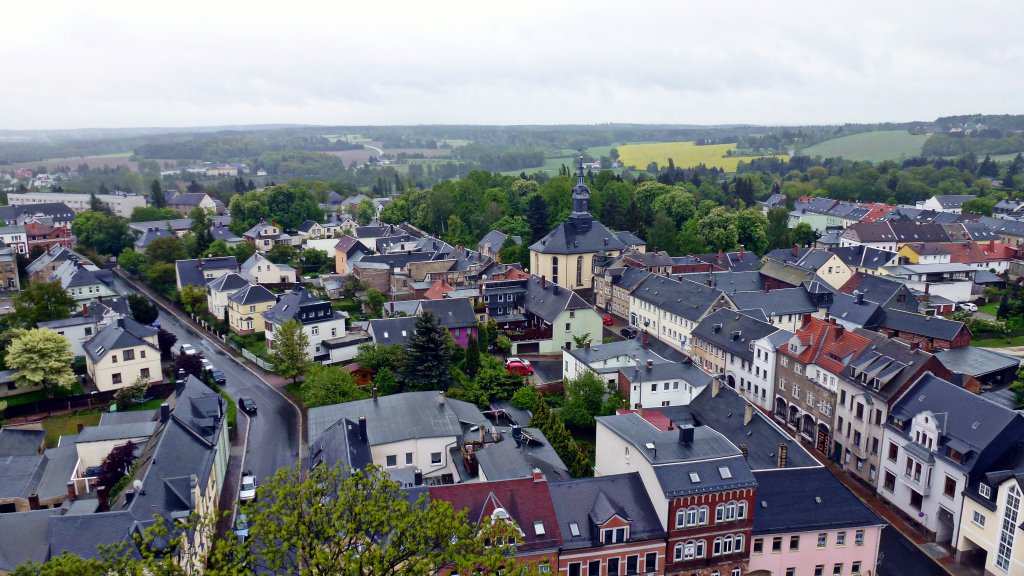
[140,368,150,379]
[836,531,846,546]
[565,323,571,332]
[713,538,722,556]
[944,475,957,498]
[588,560,600,575]
[833,564,843,576]
[996,485,1021,571]
[732,570,741,576]
[753,538,764,554]
[552,257,559,286]
[979,483,992,498]
[111,354,118,363]
[405,452,413,465]
[534,521,545,536]
[786,570,796,576]
[311,326,319,336]
[699,506,708,525]
[794,364,802,375]
[644,552,657,572]
[576,255,583,286]
[851,561,861,574]
[972,510,986,527]
[888,442,899,462]
[607,558,619,576]
[602,528,627,544]
[140,350,146,359]
[855,530,864,546]
[111,373,122,384]
[814,565,824,576]
[431,452,442,464]
[790,535,800,550]
[538,561,551,574]
[568,563,582,576]
[122,349,135,361]
[386,455,397,467]
[772,537,782,552]
[625,555,637,575]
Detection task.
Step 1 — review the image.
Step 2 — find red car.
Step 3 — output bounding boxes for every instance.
[603,314,614,326]
[506,361,535,376]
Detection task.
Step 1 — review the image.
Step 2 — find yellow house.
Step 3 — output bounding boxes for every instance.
[227,284,278,335]
[897,242,952,265]
[84,318,162,392]
[529,166,629,294]
[957,476,1024,575]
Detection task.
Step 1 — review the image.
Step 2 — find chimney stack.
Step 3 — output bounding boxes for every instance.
[678,424,695,445]
[77,422,85,433]
[793,243,799,257]
[712,376,721,397]
[642,330,648,348]
[160,403,171,423]
[777,443,789,468]
[739,443,749,459]
[197,256,203,270]
[739,244,745,259]
[66,481,77,500]
[584,341,590,350]
[854,290,864,305]
[28,493,40,510]
[372,386,378,401]
[96,486,109,512]
[541,275,546,289]
[358,416,367,442]
[743,403,753,425]
[532,468,544,482]
[437,391,446,406]
[646,359,653,370]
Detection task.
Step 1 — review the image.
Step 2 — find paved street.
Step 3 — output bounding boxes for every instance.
[110,275,302,483]
[878,527,948,576]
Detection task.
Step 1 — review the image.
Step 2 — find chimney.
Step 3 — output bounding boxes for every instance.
[160,403,170,423]
[358,416,367,442]
[646,359,653,370]
[437,391,446,406]
[834,323,844,338]
[414,469,423,486]
[678,424,695,445]
[196,256,203,270]
[739,443,749,459]
[28,493,40,510]
[642,330,648,348]
[718,248,724,262]
[854,290,864,305]
[66,481,77,500]
[910,340,920,351]
[739,244,745,259]
[793,243,799,257]
[989,239,995,250]
[532,468,544,482]
[777,443,789,468]
[77,422,85,433]
[541,275,546,289]
[372,386,378,401]
[479,424,486,443]
[124,490,136,505]
[584,341,590,350]
[712,377,721,397]
[96,486,109,512]
[743,403,753,425]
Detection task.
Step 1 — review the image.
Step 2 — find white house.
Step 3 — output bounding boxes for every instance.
[84,318,162,392]
[263,286,348,362]
[205,272,250,321]
[240,252,296,285]
[628,275,728,354]
[49,260,118,303]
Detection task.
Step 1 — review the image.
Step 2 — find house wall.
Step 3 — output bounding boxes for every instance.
[956,482,1024,576]
[48,321,99,357]
[773,354,837,455]
[334,247,352,275]
[746,337,780,412]
[623,372,706,409]
[228,300,273,335]
[629,296,714,355]
[7,192,147,217]
[666,488,753,576]
[76,436,152,470]
[175,267,233,292]
[87,343,162,392]
[832,381,889,487]
[206,286,242,321]
[373,436,461,482]
[542,308,603,355]
[558,540,666,576]
[266,317,347,361]
[66,281,118,303]
[593,422,670,530]
[244,256,296,285]
[749,525,883,576]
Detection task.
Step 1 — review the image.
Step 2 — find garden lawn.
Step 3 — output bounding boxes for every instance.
[4,383,86,407]
[974,336,1024,348]
[42,411,102,447]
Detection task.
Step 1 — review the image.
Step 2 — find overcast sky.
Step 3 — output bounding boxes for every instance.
[4,1,1022,130]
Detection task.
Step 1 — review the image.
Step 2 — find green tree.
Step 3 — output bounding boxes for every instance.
[13,280,75,327]
[130,206,181,222]
[300,364,369,408]
[269,318,310,384]
[179,285,207,314]
[735,208,770,255]
[464,335,481,377]
[355,198,376,225]
[298,248,330,271]
[792,222,819,247]
[209,464,534,576]
[525,194,549,242]
[560,371,610,430]
[230,241,257,263]
[364,288,386,318]
[205,239,231,257]
[89,191,112,214]
[698,207,739,252]
[371,366,399,396]
[510,385,541,410]
[6,328,76,396]
[403,311,454,391]
[144,235,188,267]
[187,207,213,257]
[572,332,593,348]
[266,242,298,265]
[72,212,136,256]
[354,342,405,372]
[149,179,167,208]
[117,247,146,274]
[766,206,792,249]
[647,212,679,254]
[127,293,159,325]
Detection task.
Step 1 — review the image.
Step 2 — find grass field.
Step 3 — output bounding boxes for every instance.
[617,142,787,172]
[1,153,138,171]
[802,130,930,162]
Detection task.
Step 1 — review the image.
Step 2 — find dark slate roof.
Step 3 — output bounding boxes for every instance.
[168,192,209,206]
[74,421,158,443]
[263,286,343,326]
[174,256,238,288]
[692,309,780,361]
[307,417,373,475]
[621,360,714,388]
[632,275,724,322]
[962,222,1002,241]
[613,267,654,291]
[368,317,418,347]
[827,291,885,328]
[848,328,943,402]
[477,230,509,252]
[678,270,764,293]
[210,225,241,243]
[474,438,535,481]
[523,275,591,323]
[840,273,918,310]
[47,511,136,561]
[529,218,627,254]
[549,473,666,550]
[615,230,646,247]
[752,468,884,535]
[830,245,899,271]
[417,298,476,329]
[307,391,486,444]
[84,318,158,362]
[597,412,744,468]
[357,251,435,269]
[206,272,249,292]
[693,250,761,272]
[890,373,1024,473]
[888,221,951,243]
[566,338,668,370]
[0,454,45,499]
[933,194,976,209]
[0,429,44,457]
[334,235,362,255]
[878,309,967,341]
[134,227,175,249]
[933,347,1020,378]
[727,287,817,317]
[0,202,75,224]
[0,509,54,571]
[979,216,1024,238]
[662,385,818,471]
[227,283,277,305]
[100,410,157,426]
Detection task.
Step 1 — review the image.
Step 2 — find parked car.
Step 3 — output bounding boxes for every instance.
[209,369,226,386]
[506,361,535,376]
[238,397,257,414]
[180,344,196,356]
[603,314,614,326]
[503,357,532,368]
[201,357,213,372]
[620,326,639,339]
[233,513,250,540]
[239,473,257,501]
[959,302,978,312]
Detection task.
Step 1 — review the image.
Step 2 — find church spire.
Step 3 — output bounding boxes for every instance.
[569,155,592,231]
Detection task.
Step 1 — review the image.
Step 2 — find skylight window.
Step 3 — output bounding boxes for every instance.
[689,472,701,483]
[718,466,733,479]
[534,521,546,536]
[569,522,580,537]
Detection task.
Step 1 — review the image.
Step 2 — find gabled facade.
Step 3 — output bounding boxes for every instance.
[226,283,277,335]
[263,286,348,362]
[84,318,162,392]
[0,246,19,293]
[174,256,239,290]
[240,252,297,285]
[50,259,117,303]
[415,298,478,348]
[629,275,729,354]
[957,456,1024,575]
[690,309,781,396]
[204,272,249,321]
[494,275,603,355]
[243,219,284,252]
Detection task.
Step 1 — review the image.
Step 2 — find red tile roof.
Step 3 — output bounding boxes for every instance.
[429,477,562,553]
[941,242,1018,264]
[424,280,455,300]
[779,317,871,374]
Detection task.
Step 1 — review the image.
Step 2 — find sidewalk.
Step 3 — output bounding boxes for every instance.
[803,441,978,576]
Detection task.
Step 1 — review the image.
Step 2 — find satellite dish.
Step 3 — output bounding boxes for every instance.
[133,479,144,492]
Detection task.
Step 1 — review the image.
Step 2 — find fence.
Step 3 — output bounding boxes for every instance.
[3,382,178,420]
[225,338,275,372]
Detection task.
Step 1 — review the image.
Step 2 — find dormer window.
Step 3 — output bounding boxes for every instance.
[602,527,628,544]
[979,483,992,498]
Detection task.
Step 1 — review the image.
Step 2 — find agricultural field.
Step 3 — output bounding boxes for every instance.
[0,152,138,171]
[617,142,787,172]
[802,130,930,162]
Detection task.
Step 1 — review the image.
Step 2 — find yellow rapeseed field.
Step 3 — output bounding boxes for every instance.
[617,142,788,172]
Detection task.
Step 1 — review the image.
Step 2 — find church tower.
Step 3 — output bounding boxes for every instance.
[568,157,593,232]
